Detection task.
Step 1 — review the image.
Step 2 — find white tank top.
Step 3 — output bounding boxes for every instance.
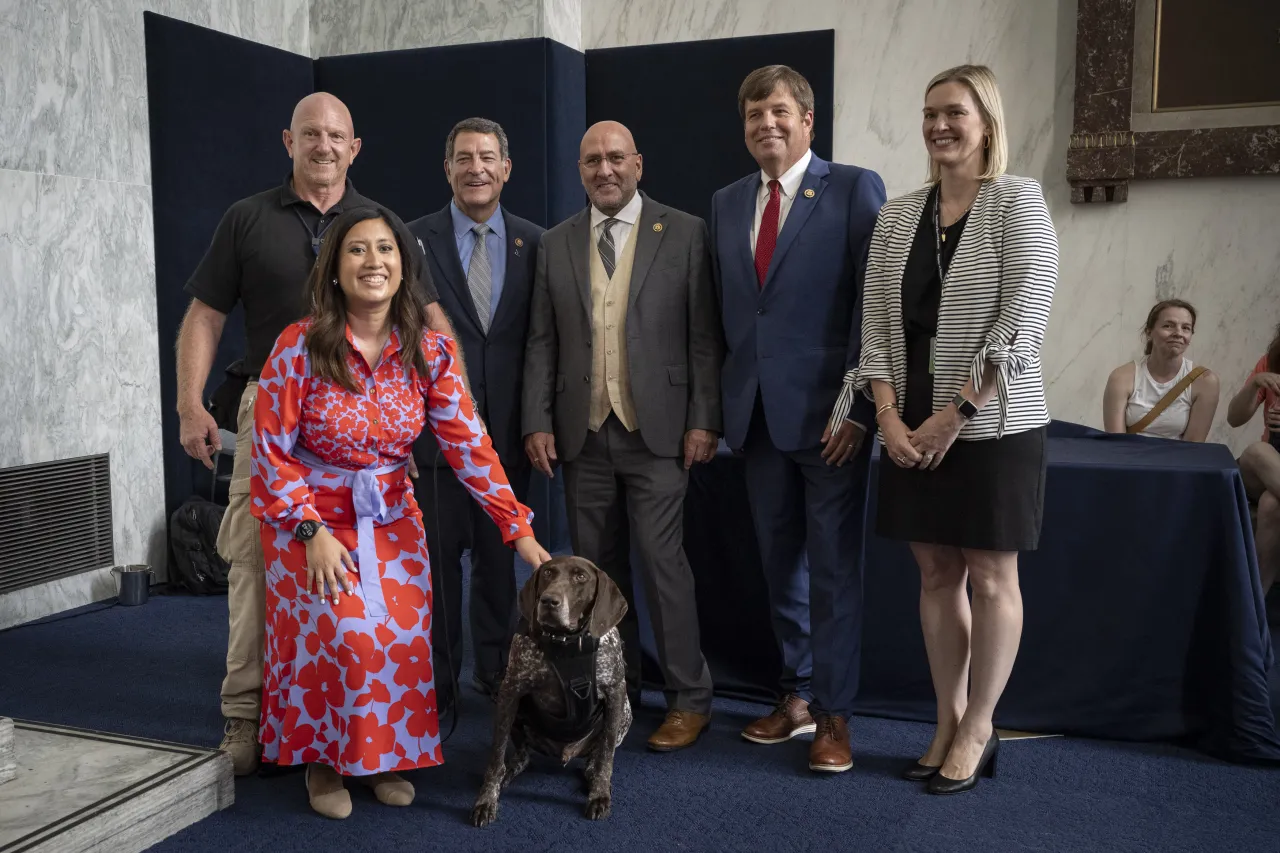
[1125,357,1194,439]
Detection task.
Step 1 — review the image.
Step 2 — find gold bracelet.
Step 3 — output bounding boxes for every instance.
[875,403,894,421]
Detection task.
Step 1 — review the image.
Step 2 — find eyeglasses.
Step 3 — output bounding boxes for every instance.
[579,152,639,170]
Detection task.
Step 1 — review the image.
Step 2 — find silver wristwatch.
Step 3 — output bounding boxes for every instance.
[952,393,978,420]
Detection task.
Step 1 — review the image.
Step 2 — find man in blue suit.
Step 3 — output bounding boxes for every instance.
[710,66,886,773]
[408,118,544,708]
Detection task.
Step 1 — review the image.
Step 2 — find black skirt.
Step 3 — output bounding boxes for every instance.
[877,366,1047,551]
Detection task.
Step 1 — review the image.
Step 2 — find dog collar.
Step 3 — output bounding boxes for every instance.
[538,628,600,655]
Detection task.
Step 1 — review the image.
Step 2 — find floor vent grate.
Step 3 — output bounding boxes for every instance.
[0,454,114,596]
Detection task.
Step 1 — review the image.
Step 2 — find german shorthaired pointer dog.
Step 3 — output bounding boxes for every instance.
[471,555,631,827]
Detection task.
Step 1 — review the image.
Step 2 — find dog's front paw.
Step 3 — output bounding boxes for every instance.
[584,795,611,820]
[471,799,500,828]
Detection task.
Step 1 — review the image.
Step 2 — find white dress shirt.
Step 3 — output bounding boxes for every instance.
[750,148,813,253]
[591,191,644,255]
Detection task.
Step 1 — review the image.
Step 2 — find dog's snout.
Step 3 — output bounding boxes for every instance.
[539,593,561,608]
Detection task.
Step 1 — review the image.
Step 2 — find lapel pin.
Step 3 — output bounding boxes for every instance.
[514,237,524,247]
[653,222,663,232]
[804,188,816,198]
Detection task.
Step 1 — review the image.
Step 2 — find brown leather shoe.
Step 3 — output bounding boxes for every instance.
[808,715,853,773]
[741,694,816,744]
[646,710,711,752]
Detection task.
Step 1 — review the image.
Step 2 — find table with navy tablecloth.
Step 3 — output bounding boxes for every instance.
[668,421,1280,763]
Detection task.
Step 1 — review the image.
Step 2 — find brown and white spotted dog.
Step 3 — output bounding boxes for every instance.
[471,555,631,827]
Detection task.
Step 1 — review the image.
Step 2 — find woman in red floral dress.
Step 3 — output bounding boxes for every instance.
[250,205,550,819]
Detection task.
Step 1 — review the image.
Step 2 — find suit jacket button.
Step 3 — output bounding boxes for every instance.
[757,308,764,315]
[583,375,589,382]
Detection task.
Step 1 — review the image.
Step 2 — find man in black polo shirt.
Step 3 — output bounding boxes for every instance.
[175,92,452,776]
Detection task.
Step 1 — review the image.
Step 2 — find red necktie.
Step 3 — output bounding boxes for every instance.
[754,180,781,287]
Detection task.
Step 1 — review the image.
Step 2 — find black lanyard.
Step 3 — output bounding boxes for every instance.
[931,187,949,285]
[932,186,978,284]
[295,207,338,257]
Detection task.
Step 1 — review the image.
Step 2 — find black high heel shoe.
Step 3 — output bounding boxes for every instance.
[926,732,999,795]
[901,761,941,781]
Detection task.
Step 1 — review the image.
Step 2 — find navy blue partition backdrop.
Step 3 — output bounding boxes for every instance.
[313,38,585,227]
[584,30,835,225]
[145,13,313,522]
[147,15,584,554]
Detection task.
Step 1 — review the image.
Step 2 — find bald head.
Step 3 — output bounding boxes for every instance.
[578,121,642,216]
[580,121,636,159]
[291,92,354,136]
[283,92,362,197]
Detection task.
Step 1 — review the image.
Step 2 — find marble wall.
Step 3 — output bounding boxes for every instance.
[584,0,1280,452]
[309,0,581,56]
[0,2,308,629]
[541,0,582,51]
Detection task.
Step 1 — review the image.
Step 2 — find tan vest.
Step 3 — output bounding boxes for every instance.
[587,221,641,431]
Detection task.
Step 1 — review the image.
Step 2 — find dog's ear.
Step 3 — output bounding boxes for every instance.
[587,563,628,638]
[518,563,547,634]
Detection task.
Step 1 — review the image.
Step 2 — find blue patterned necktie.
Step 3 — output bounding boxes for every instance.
[467,223,492,332]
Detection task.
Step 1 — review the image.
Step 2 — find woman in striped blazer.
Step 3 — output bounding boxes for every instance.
[829,64,1057,794]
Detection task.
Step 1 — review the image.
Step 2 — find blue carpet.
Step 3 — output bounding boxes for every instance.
[2,595,1279,852]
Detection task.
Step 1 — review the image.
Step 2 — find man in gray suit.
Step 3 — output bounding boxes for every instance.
[523,121,722,751]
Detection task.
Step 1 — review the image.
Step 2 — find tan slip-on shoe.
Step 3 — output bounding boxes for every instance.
[306,764,352,819]
[359,771,415,806]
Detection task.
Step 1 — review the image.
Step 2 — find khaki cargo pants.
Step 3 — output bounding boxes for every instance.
[217,381,267,722]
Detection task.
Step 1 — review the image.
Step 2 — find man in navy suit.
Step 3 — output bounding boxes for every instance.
[710,66,886,773]
[408,118,544,708]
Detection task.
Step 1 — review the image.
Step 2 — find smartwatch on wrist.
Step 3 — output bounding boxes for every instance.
[951,393,978,420]
[294,520,322,542]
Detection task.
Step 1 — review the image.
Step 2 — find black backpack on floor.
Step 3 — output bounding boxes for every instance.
[168,496,231,595]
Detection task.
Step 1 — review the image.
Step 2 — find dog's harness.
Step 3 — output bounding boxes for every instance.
[520,624,604,745]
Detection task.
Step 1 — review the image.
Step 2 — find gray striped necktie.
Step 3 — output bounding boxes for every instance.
[598,218,619,279]
[467,223,492,332]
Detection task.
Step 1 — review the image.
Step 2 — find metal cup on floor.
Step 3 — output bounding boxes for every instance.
[113,565,154,606]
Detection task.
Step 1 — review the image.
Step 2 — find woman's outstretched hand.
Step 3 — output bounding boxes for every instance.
[514,536,552,568]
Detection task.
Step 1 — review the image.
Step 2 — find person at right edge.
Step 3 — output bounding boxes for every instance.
[710,65,886,774]
[833,64,1057,794]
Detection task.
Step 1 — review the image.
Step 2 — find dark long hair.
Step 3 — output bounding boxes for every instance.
[1267,322,1280,374]
[305,206,429,393]
[1142,299,1197,356]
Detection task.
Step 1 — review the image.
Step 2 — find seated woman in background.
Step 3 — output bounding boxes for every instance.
[1226,324,1280,595]
[1102,299,1219,440]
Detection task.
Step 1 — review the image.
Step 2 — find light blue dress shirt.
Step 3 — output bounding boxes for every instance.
[450,200,506,328]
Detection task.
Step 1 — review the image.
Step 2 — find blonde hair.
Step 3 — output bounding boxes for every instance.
[924,64,1008,183]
